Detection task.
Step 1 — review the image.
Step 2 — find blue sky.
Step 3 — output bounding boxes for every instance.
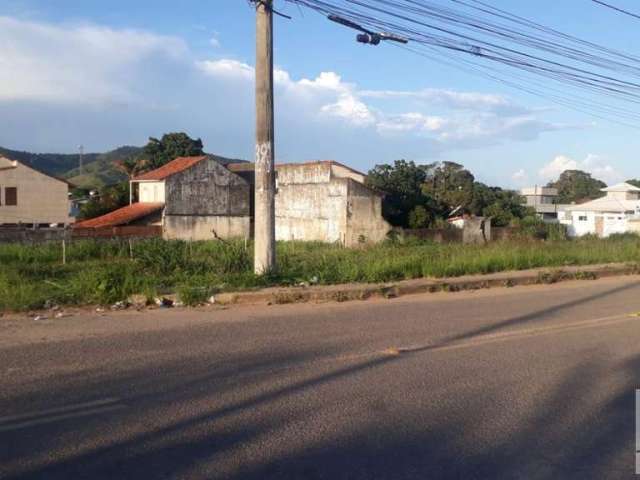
[1,0,640,187]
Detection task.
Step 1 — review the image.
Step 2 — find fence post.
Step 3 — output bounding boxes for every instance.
[62,239,66,265]
[129,238,133,259]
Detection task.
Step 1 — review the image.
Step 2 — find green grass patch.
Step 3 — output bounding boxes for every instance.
[0,235,639,311]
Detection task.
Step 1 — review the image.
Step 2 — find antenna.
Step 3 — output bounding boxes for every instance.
[78,145,84,175]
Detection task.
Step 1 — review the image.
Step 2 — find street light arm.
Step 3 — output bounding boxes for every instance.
[327,14,373,35]
[379,32,409,44]
[327,14,409,45]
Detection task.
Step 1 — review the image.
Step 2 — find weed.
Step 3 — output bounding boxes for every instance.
[2,235,640,311]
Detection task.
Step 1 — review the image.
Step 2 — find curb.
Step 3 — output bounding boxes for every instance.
[213,263,640,306]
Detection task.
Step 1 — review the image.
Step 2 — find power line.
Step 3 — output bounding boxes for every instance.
[591,0,640,21]
[283,0,640,126]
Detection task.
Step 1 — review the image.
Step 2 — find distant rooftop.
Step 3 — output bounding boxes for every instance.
[601,182,640,193]
[132,156,208,181]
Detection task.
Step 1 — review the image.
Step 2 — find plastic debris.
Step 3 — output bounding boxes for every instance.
[110,301,130,311]
[155,297,174,308]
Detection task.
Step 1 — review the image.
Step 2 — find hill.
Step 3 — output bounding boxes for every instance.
[0,146,101,177]
[64,146,142,189]
[0,145,247,190]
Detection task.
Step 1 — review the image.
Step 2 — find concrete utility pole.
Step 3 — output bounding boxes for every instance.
[254,0,276,274]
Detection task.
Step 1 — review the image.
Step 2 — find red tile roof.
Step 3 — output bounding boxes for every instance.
[74,203,164,228]
[132,156,208,181]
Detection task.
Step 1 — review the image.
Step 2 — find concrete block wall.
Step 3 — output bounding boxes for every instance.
[163,215,250,241]
[275,179,347,243]
[344,179,391,246]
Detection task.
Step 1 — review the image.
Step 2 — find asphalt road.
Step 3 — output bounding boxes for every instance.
[2,276,640,479]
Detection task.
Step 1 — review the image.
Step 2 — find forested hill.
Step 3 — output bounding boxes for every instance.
[0,146,245,189]
[0,145,142,188]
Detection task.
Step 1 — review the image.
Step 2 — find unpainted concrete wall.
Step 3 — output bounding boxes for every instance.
[274,163,390,246]
[163,215,250,241]
[0,227,69,244]
[345,179,391,245]
[165,158,250,216]
[275,178,347,243]
[461,217,491,244]
[163,158,251,240]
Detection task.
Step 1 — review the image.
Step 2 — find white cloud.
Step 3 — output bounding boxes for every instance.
[197,59,254,81]
[0,15,569,180]
[512,169,527,181]
[539,155,578,180]
[0,16,187,104]
[210,34,220,48]
[360,88,527,114]
[539,154,621,183]
[196,58,564,141]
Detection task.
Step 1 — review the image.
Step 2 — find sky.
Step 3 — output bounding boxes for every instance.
[1,0,640,187]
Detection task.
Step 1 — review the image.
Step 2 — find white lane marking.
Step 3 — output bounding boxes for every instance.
[0,398,120,424]
[0,404,125,433]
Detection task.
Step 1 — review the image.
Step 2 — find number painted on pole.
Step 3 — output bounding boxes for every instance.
[255,142,272,172]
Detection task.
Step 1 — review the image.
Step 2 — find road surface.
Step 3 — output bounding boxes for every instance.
[2,276,640,479]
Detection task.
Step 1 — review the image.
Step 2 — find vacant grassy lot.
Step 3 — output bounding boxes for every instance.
[1,235,639,311]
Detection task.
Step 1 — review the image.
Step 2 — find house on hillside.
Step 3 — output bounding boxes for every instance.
[0,156,74,226]
[561,182,640,237]
[77,156,391,246]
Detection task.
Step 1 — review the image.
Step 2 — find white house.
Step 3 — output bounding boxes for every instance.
[562,182,640,237]
[0,156,74,226]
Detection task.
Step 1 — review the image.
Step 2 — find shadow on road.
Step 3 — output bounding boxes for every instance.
[2,281,639,479]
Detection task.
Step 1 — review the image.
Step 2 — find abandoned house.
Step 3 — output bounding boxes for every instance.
[228,160,390,245]
[75,155,252,238]
[76,156,391,246]
[0,156,74,226]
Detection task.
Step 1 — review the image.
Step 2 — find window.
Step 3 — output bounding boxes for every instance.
[5,187,17,206]
[578,215,587,221]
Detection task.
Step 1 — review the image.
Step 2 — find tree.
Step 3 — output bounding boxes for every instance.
[138,132,204,171]
[484,189,533,226]
[627,179,640,188]
[421,161,475,213]
[367,159,534,228]
[547,170,606,203]
[408,205,431,229]
[366,160,436,227]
